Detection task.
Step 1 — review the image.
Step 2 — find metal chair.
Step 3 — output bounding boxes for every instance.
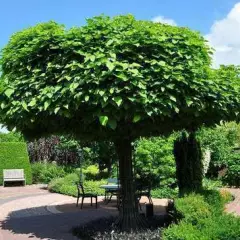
[135,181,153,210]
[76,183,98,209]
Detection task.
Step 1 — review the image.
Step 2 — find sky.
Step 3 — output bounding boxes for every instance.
[0,0,240,132]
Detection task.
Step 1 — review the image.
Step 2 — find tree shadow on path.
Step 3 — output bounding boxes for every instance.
[1,206,115,240]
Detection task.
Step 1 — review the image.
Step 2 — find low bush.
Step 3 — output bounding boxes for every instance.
[163,214,240,240]
[151,187,178,199]
[163,221,206,240]
[202,178,223,190]
[82,165,99,180]
[174,193,211,224]
[31,162,66,184]
[48,173,106,197]
[162,190,240,240]
[0,142,32,185]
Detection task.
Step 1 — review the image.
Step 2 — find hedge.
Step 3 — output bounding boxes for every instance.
[0,142,32,185]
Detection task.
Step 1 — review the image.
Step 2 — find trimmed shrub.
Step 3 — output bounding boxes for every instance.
[0,142,32,185]
[48,173,106,197]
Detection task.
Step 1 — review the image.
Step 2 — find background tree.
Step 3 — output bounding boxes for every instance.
[1,16,240,231]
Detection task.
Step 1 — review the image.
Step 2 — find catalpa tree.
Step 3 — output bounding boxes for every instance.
[0,16,240,230]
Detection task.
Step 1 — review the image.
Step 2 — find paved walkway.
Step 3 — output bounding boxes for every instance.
[0,185,168,240]
[225,188,240,216]
[0,185,239,240]
[0,185,116,240]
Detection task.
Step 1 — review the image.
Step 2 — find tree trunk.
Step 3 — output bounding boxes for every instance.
[114,137,147,232]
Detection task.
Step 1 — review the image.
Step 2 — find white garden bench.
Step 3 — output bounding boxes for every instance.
[3,169,26,187]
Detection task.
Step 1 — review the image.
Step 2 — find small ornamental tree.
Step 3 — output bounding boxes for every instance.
[174,131,203,195]
[0,16,240,230]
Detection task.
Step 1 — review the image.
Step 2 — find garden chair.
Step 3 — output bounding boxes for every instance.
[135,181,153,210]
[76,183,98,209]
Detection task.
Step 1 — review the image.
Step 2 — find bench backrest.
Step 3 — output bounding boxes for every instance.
[107,178,118,184]
[3,169,25,179]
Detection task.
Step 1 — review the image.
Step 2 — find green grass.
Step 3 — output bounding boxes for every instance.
[0,142,32,185]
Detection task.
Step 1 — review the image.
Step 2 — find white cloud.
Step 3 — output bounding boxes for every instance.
[152,16,177,26]
[206,2,240,67]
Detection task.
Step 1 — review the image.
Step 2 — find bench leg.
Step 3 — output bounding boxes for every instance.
[96,196,98,208]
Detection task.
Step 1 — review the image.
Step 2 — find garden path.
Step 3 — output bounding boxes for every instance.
[0,185,168,240]
[224,188,240,216]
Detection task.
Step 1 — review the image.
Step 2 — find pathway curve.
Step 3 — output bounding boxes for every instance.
[225,188,240,216]
[0,185,116,240]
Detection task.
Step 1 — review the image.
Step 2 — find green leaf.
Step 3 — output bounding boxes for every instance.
[44,101,50,110]
[113,96,122,107]
[90,55,95,62]
[109,88,114,94]
[99,116,108,126]
[28,99,37,107]
[170,96,176,102]
[106,61,114,71]
[187,100,193,106]
[106,39,114,46]
[22,101,28,111]
[99,90,105,96]
[159,61,166,66]
[133,114,141,123]
[54,107,60,114]
[108,119,117,130]
[117,73,128,81]
[1,102,5,109]
[85,95,90,102]
[5,89,14,98]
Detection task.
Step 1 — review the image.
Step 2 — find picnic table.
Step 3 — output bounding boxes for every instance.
[100,184,120,191]
[100,184,121,205]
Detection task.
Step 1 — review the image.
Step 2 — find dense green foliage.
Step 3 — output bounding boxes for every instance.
[48,173,106,196]
[198,122,240,186]
[174,132,203,194]
[0,142,32,185]
[0,132,23,142]
[163,190,240,240]
[222,153,240,187]
[1,16,239,141]
[135,136,176,188]
[31,162,67,183]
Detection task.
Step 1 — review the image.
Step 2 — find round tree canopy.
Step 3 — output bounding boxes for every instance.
[0,15,239,141]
